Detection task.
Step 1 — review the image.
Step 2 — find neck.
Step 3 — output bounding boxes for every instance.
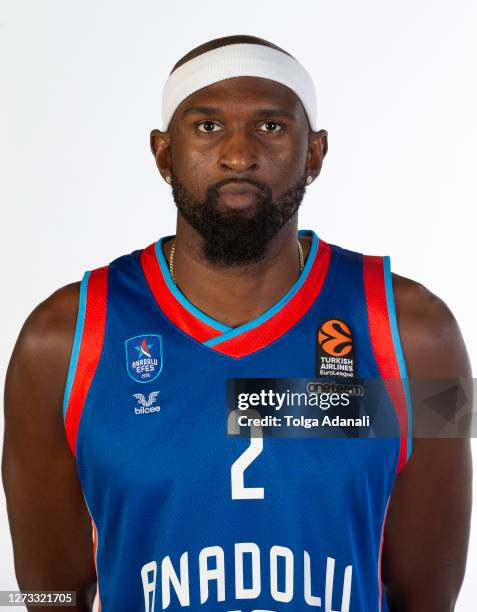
[163,215,311,329]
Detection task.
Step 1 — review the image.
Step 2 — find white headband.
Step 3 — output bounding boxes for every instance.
[161,43,318,131]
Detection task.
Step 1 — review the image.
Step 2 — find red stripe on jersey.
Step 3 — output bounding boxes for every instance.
[65,266,108,457]
[363,255,409,472]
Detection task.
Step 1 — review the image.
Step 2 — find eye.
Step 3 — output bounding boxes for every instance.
[196,120,223,133]
[258,121,284,133]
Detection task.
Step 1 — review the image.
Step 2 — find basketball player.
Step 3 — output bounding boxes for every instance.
[2,35,473,611]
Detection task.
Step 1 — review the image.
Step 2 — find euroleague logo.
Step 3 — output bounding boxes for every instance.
[316,319,355,378]
[318,319,353,357]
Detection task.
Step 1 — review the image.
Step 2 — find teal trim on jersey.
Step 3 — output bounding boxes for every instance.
[155,236,231,333]
[205,229,319,347]
[155,229,319,341]
[62,271,90,421]
[383,256,413,461]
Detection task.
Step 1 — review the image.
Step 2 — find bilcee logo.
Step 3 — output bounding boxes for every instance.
[126,334,163,383]
[133,391,160,415]
[318,319,353,356]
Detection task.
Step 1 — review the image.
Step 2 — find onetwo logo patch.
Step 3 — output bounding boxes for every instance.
[125,334,163,383]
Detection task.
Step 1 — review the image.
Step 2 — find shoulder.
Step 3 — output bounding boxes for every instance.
[391,273,471,378]
[6,282,81,414]
[15,282,80,357]
[10,245,145,373]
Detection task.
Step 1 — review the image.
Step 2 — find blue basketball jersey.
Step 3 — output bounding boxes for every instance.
[63,228,412,612]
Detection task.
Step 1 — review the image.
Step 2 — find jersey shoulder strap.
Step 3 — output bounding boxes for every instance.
[63,266,109,457]
[363,254,413,472]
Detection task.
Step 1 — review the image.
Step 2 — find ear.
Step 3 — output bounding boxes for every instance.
[306,129,328,180]
[150,129,171,183]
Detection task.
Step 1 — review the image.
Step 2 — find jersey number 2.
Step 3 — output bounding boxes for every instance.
[231,437,264,500]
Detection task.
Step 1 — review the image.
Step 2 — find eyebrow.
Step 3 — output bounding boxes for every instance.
[181,106,296,120]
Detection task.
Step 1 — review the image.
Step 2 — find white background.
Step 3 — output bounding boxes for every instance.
[1,0,476,608]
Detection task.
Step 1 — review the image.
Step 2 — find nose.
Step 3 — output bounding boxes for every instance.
[218,128,260,174]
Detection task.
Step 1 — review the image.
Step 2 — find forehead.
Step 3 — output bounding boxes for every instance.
[174,76,305,119]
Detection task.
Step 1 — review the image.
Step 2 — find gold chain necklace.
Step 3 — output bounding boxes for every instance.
[169,238,304,284]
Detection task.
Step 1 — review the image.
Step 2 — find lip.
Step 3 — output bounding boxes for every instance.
[217,183,261,209]
[218,182,261,196]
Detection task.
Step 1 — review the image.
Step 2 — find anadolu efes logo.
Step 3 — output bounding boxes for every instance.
[125,334,163,383]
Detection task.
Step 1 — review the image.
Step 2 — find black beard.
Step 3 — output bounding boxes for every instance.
[170,171,308,266]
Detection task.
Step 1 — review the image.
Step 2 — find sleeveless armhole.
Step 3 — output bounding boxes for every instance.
[63,266,108,458]
[363,255,413,473]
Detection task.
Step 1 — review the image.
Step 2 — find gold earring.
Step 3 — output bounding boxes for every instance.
[166,176,172,184]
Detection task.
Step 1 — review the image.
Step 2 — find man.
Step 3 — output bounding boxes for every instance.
[2,34,472,611]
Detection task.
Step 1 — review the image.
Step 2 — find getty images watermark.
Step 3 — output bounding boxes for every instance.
[226,378,475,438]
